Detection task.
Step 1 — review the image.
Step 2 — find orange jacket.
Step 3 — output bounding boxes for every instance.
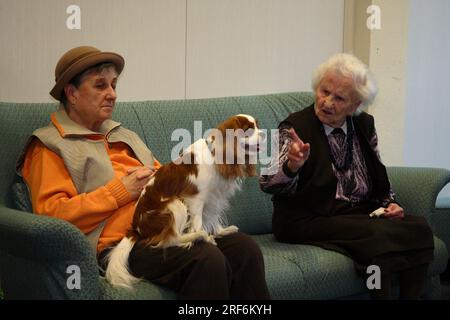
[22,138,160,255]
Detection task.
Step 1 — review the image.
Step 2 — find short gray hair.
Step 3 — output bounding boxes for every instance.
[312,53,378,114]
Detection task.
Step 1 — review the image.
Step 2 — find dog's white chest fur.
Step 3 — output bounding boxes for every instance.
[184,139,241,234]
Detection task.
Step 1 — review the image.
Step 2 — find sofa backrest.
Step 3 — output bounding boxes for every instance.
[0,91,314,234]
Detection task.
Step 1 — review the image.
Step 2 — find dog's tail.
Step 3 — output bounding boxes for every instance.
[104,237,140,290]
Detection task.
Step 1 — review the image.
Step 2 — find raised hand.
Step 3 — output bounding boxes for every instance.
[286,128,310,173]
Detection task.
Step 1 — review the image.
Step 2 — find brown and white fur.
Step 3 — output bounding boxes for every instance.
[105,114,263,288]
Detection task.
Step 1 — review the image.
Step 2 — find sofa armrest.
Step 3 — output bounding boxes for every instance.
[386,166,450,218]
[0,205,102,299]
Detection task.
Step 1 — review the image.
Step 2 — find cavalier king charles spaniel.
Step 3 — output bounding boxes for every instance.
[105,114,264,288]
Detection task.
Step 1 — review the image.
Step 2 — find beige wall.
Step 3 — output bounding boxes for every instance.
[345,0,409,166]
[0,0,344,102]
[186,0,343,99]
[368,0,409,166]
[0,0,186,102]
[404,0,450,178]
[343,0,372,65]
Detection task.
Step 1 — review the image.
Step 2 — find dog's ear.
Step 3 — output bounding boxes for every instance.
[208,128,225,164]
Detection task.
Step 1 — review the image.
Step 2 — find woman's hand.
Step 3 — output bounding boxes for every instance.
[286,128,310,173]
[127,166,157,179]
[383,203,405,220]
[121,166,156,200]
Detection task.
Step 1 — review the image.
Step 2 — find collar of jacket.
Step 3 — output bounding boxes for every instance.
[51,105,121,138]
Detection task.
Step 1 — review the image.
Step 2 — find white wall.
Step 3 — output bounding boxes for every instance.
[344,0,450,201]
[367,0,410,166]
[0,0,187,102]
[0,0,344,102]
[186,0,343,99]
[404,0,450,197]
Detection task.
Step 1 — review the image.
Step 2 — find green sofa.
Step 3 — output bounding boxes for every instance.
[0,92,449,299]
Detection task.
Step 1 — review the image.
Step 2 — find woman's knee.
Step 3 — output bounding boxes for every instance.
[238,234,264,258]
[193,242,230,272]
[217,232,265,265]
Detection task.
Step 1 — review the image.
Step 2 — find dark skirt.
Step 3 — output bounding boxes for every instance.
[274,202,435,276]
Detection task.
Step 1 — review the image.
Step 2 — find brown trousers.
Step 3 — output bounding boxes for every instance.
[107,232,270,300]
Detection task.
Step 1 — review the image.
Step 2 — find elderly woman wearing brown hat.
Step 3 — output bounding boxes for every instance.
[18,46,270,300]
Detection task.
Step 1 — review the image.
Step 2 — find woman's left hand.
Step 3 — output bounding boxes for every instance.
[127,166,157,179]
[383,203,404,220]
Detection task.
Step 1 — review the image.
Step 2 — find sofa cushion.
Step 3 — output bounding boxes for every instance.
[101,277,175,300]
[253,233,448,299]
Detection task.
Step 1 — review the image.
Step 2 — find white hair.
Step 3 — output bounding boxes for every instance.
[312,53,378,114]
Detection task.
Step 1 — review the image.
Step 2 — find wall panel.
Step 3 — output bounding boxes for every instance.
[186,0,344,99]
[0,0,186,102]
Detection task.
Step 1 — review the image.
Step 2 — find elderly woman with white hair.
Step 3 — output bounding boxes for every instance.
[260,53,434,299]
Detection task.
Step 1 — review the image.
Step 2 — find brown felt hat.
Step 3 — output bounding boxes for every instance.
[50,46,125,101]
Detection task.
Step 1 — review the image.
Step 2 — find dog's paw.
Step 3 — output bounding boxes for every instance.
[205,234,217,246]
[177,241,194,249]
[177,230,211,249]
[191,231,216,245]
[198,230,210,241]
[216,225,239,237]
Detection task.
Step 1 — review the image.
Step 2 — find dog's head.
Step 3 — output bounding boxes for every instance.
[208,114,265,178]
